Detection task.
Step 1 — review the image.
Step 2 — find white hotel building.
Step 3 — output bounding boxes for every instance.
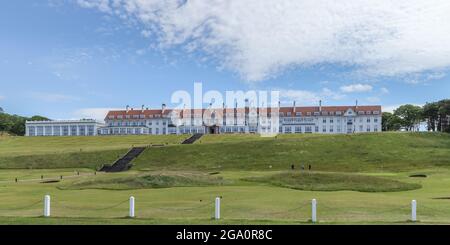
[25,119,104,136]
[100,103,382,135]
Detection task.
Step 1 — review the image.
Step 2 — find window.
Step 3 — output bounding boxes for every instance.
[330,119,334,123]
[287,112,291,117]
[305,126,312,133]
[87,126,95,135]
[374,118,378,123]
[367,118,371,123]
[28,126,36,136]
[156,128,160,134]
[44,126,52,136]
[330,127,334,133]
[322,126,326,132]
[295,126,302,133]
[53,126,61,136]
[367,126,370,132]
[323,119,327,123]
[71,126,77,136]
[78,125,86,136]
[359,125,363,132]
[37,126,44,136]
[285,126,292,133]
[62,126,69,136]
[296,112,301,116]
[374,125,378,132]
[315,126,319,132]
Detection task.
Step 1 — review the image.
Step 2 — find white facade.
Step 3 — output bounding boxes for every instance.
[25,119,104,136]
[102,105,382,135]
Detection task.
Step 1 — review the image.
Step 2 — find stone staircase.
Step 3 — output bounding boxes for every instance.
[100,147,146,172]
[181,133,203,144]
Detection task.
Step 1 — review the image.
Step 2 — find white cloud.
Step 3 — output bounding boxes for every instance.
[0,95,5,100]
[73,107,120,122]
[380,87,389,94]
[366,96,380,103]
[340,84,373,93]
[280,87,345,105]
[75,0,450,82]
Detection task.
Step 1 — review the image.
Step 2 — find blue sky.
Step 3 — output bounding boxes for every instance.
[1,0,449,120]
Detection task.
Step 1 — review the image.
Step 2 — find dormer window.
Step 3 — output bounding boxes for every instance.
[287,112,291,116]
[296,112,302,116]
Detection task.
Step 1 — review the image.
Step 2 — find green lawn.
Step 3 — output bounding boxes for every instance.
[0,132,450,224]
[0,135,190,169]
[0,168,449,224]
[134,132,450,172]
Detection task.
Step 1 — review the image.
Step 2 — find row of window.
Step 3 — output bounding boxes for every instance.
[28,125,95,136]
[280,125,379,133]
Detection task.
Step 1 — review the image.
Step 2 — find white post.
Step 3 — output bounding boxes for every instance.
[311,199,317,223]
[411,200,417,222]
[215,197,221,220]
[44,195,50,217]
[129,196,135,218]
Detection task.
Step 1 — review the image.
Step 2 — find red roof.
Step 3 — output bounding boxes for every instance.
[105,105,381,120]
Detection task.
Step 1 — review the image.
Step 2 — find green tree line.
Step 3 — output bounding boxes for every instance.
[0,109,49,136]
[382,99,450,132]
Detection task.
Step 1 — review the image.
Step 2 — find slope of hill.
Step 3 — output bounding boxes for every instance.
[0,135,189,169]
[133,132,450,172]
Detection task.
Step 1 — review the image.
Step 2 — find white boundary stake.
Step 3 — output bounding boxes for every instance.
[411,200,417,222]
[215,197,221,220]
[44,195,51,217]
[129,196,135,218]
[311,199,317,223]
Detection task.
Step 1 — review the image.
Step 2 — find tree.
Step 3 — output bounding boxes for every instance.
[394,104,423,131]
[29,115,50,121]
[423,102,439,131]
[0,112,49,136]
[382,112,402,131]
[437,99,450,132]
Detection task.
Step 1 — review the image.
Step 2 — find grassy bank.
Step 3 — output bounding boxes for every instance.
[134,132,450,172]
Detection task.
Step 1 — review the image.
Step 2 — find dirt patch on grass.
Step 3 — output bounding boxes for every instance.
[409,174,427,178]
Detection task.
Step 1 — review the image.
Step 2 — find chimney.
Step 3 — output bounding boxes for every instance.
[126,105,130,113]
[245,99,249,108]
[141,104,145,112]
[319,100,322,112]
[278,101,281,108]
[162,103,166,113]
[293,101,296,112]
[355,100,358,110]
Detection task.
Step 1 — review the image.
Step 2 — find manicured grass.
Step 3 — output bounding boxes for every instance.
[0,149,127,170]
[134,132,450,172]
[0,135,189,169]
[0,132,450,224]
[0,135,189,157]
[242,171,421,192]
[0,168,450,224]
[60,171,228,190]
